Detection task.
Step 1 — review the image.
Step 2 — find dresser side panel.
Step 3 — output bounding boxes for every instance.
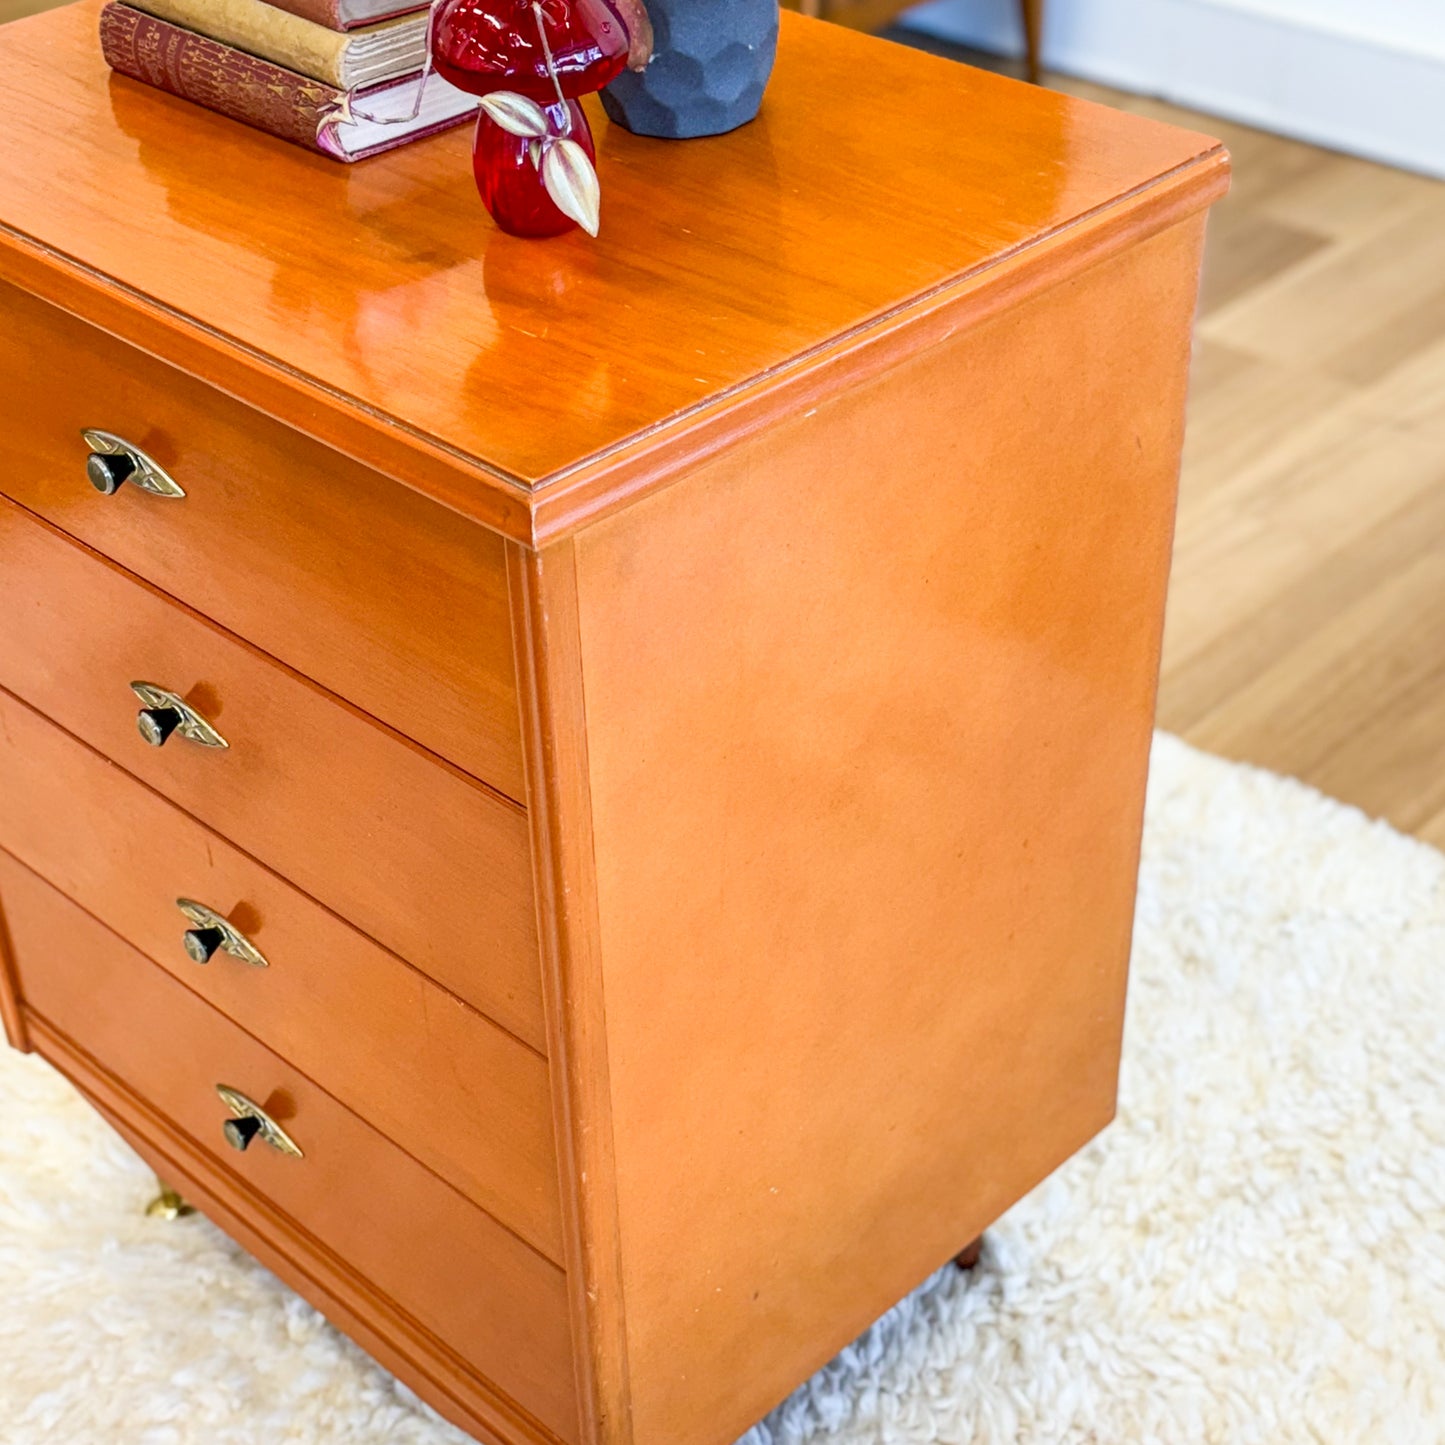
[571,217,1207,1445]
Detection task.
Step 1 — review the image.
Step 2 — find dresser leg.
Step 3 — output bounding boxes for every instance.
[954,1235,984,1270]
[144,1181,195,1221]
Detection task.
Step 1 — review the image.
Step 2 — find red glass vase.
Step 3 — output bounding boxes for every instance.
[472,100,595,239]
[430,0,627,237]
[430,0,630,103]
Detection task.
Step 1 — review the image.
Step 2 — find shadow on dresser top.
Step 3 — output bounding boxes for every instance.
[0,0,1226,544]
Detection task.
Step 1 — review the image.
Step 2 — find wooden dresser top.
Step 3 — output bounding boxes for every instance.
[0,2,1225,541]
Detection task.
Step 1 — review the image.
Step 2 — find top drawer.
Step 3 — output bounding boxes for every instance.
[0,281,524,802]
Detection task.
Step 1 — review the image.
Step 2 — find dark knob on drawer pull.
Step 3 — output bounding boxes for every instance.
[80,429,186,499]
[176,901,269,969]
[222,1115,265,1152]
[216,1085,303,1159]
[86,450,135,495]
[130,684,229,751]
[183,926,227,965]
[137,705,183,748]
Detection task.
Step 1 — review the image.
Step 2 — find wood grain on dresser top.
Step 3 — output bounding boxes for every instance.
[0,682,562,1260]
[0,497,544,1050]
[0,2,1224,542]
[0,853,579,1444]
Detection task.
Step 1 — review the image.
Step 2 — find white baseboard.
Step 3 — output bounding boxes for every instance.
[902,0,1445,178]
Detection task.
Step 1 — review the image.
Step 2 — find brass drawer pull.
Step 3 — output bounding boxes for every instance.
[176,899,269,969]
[81,428,186,499]
[130,681,229,750]
[216,1085,303,1159]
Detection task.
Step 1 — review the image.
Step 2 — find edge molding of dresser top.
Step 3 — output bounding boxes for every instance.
[0,5,1228,1445]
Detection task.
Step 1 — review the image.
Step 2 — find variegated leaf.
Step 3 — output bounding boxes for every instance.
[542,138,601,238]
[478,91,551,139]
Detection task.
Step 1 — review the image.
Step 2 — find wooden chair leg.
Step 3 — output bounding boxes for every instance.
[954,1235,984,1270]
[1019,0,1044,83]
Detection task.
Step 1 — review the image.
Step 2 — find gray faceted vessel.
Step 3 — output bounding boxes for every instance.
[601,0,781,140]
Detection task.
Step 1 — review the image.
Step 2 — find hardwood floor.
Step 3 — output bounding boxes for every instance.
[5,0,1443,844]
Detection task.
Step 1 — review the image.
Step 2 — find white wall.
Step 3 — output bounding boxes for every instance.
[902,0,1445,177]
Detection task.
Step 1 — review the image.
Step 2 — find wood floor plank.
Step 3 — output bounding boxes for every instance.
[1329,281,1445,388]
[1178,346,1358,506]
[1159,465,1445,736]
[1196,206,1330,316]
[1309,655,1445,837]
[1186,338,1258,401]
[1182,545,1445,784]
[1163,402,1445,681]
[1257,150,1442,241]
[1357,334,1445,443]
[1200,204,1445,383]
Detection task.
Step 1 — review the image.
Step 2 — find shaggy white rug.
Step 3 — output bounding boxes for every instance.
[1,735,1442,1445]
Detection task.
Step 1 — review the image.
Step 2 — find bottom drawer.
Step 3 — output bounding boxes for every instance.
[0,851,578,1445]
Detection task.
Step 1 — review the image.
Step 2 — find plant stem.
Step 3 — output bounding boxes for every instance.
[532,0,571,131]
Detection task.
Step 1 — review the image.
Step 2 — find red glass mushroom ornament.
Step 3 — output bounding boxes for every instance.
[430,0,646,239]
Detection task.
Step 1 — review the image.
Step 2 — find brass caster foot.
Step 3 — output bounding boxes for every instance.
[954,1234,984,1271]
[145,1183,196,1221]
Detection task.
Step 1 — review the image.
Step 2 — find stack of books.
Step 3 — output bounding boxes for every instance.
[99,0,478,162]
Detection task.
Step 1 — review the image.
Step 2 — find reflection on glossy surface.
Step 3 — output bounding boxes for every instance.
[0,1,1221,485]
[478,230,615,422]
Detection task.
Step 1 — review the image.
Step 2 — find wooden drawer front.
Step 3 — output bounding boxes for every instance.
[0,684,563,1261]
[0,852,578,1445]
[0,281,524,802]
[0,498,545,1052]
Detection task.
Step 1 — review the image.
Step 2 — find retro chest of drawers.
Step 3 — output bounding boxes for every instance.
[0,6,1226,1444]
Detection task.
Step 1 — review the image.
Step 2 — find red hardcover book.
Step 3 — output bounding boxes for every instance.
[262,0,428,30]
[98,3,475,162]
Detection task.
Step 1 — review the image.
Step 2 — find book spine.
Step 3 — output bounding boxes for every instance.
[126,0,349,87]
[99,4,345,158]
